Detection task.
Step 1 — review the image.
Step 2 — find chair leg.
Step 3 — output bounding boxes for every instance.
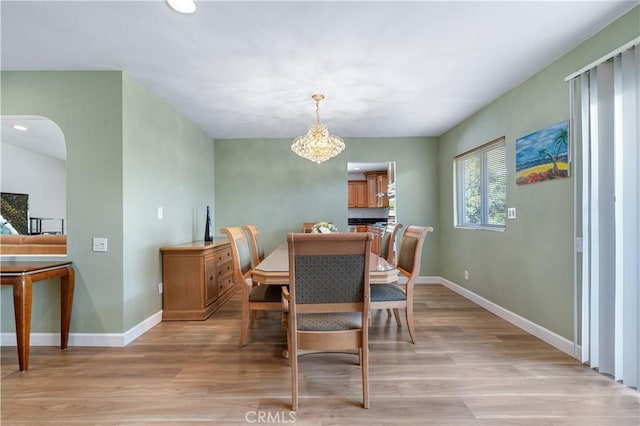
[406,305,417,344]
[239,304,249,347]
[362,347,369,409]
[291,331,298,411]
[249,310,258,328]
[284,317,292,360]
[393,308,402,326]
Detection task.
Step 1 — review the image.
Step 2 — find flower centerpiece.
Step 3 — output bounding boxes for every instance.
[312,221,338,234]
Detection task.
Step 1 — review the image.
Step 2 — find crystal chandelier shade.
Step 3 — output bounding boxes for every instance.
[291,94,345,164]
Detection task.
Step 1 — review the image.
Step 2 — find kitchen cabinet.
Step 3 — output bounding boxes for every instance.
[364,171,388,208]
[348,180,368,208]
[365,173,377,207]
[355,225,368,233]
[160,239,236,320]
[376,173,389,207]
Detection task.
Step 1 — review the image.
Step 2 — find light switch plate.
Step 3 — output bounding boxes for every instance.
[92,237,108,252]
[507,207,517,219]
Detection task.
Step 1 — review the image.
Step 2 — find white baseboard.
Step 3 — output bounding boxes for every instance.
[123,310,163,346]
[1,310,163,347]
[438,277,579,358]
[2,279,581,359]
[415,276,441,285]
[392,275,578,357]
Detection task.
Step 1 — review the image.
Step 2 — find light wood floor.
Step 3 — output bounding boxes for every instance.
[2,285,638,425]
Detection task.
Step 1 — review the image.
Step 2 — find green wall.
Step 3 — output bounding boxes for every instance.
[437,7,639,340]
[214,136,440,275]
[1,71,215,335]
[122,74,215,330]
[1,71,125,334]
[1,6,636,344]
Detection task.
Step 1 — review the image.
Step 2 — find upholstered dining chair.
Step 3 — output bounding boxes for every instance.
[370,225,433,344]
[376,223,403,318]
[242,224,264,267]
[220,226,282,347]
[379,223,403,263]
[283,232,372,411]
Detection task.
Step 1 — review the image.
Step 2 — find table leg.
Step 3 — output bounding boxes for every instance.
[60,266,75,349]
[12,275,33,372]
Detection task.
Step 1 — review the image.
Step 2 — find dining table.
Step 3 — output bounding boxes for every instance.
[252,242,399,285]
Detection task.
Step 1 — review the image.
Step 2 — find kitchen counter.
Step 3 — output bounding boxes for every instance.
[348,218,387,225]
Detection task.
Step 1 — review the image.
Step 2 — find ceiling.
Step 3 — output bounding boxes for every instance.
[1,1,637,143]
[348,161,389,174]
[1,116,67,161]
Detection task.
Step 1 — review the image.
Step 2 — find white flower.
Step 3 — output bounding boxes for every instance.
[312,221,338,233]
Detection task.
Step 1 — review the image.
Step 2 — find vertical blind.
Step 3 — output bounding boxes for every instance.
[486,145,506,226]
[568,41,639,389]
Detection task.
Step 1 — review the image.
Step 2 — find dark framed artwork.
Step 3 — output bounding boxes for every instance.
[1,192,29,234]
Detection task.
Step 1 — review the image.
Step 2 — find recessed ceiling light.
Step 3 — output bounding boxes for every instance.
[13,125,28,131]
[166,0,196,14]
[355,167,361,170]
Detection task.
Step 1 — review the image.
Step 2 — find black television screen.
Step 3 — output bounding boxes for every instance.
[1,192,29,234]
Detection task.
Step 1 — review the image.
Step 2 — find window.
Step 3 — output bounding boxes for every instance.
[454,137,506,230]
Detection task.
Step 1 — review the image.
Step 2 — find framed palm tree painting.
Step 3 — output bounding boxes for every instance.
[516,120,569,185]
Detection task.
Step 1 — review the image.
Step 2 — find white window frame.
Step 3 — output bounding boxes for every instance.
[454,136,506,232]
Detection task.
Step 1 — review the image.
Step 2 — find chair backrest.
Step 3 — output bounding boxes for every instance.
[220,227,253,293]
[242,224,264,267]
[396,225,433,281]
[379,223,403,263]
[287,233,372,314]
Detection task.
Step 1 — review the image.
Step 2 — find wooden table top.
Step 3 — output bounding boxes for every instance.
[0,260,73,275]
[160,238,229,251]
[252,243,398,285]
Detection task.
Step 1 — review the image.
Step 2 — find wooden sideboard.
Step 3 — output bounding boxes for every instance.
[160,239,236,320]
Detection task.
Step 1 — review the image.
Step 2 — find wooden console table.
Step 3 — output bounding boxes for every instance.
[0,260,74,372]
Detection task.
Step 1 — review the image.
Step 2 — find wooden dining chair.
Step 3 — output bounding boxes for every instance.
[283,232,372,411]
[376,223,403,318]
[220,226,282,347]
[370,225,433,344]
[379,223,403,263]
[242,224,264,267]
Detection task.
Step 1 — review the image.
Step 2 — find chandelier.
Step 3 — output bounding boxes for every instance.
[291,94,345,164]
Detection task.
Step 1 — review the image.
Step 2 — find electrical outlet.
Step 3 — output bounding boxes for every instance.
[158,282,163,295]
[464,270,469,280]
[92,237,108,252]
